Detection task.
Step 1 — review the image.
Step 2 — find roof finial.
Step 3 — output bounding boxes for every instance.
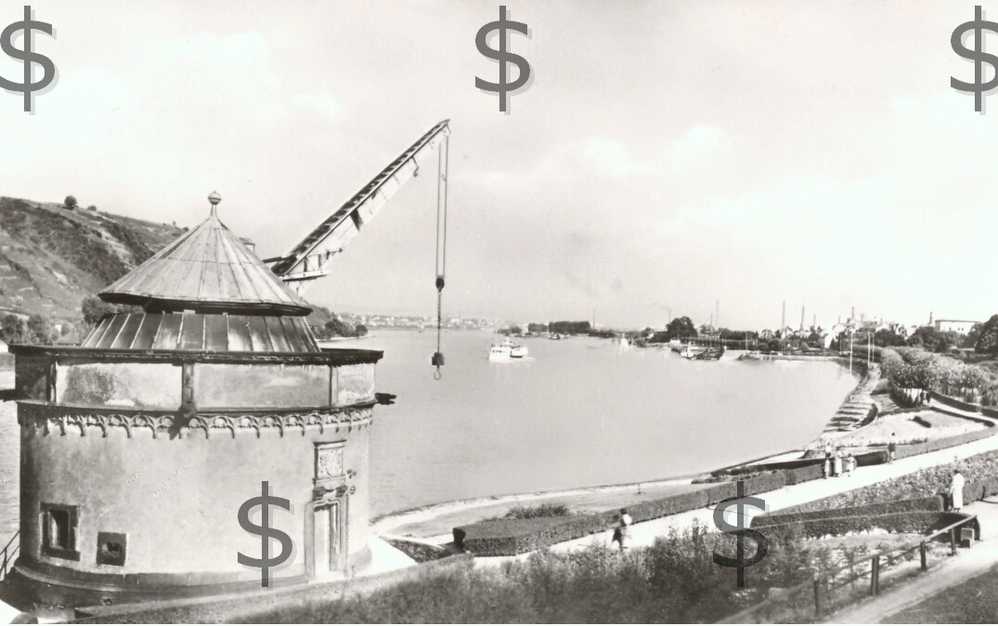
[208,190,221,217]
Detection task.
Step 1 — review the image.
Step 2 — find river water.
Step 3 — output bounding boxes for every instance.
[332,330,856,516]
[0,331,856,537]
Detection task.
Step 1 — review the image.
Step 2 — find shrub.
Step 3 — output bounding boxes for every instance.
[504,503,572,519]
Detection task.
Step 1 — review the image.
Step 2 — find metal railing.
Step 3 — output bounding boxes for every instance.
[721,514,978,623]
[0,530,19,582]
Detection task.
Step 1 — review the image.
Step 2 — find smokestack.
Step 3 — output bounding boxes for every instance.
[851,305,855,322]
[715,299,720,329]
[813,313,817,330]
[800,305,805,333]
[781,300,786,332]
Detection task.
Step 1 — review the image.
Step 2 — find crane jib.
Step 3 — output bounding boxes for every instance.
[269,119,451,288]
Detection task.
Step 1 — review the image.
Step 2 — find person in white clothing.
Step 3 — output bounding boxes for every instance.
[613,508,633,552]
[950,469,965,512]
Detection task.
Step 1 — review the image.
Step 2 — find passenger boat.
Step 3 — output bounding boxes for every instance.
[489,343,512,361]
[489,339,528,360]
[679,344,706,359]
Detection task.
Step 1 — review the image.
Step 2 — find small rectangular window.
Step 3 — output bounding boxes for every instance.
[40,503,79,561]
[96,532,127,566]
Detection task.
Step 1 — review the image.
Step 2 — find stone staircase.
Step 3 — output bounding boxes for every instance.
[822,365,881,433]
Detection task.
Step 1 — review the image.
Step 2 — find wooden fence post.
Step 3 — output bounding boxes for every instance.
[950,529,957,556]
[869,555,880,596]
[920,541,927,571]
[813,577,822,618]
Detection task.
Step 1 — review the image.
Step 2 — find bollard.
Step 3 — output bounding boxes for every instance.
[869,555,880,596]
[920,541,927,571]
[950,529,957,556]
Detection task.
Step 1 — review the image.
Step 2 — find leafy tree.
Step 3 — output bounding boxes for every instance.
[527,323,548,333]
[323,318,354,337]
[974,315,998,355]
[354,324,368,337]
[874,328,906,347]
[0,314,26,344]
[64,195,78,210]
[81,296,117,326]
[548,321,592,335]
[26,314,54,344]
[906,326,956,353]
[664,316,697,340]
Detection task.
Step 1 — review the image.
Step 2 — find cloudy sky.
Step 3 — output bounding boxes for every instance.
[1,1,994,329]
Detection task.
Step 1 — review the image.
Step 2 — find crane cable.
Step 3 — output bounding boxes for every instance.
[431,132,450,380]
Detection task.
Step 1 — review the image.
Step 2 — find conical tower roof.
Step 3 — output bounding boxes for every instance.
[99,195,311,316]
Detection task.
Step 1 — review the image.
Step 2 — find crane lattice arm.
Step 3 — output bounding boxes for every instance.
[265,119,451,295]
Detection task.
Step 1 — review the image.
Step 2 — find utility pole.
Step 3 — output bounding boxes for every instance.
[849,325,854,374]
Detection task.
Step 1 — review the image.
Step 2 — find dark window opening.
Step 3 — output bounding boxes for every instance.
[96,532,127,566]
[40,503,79,561]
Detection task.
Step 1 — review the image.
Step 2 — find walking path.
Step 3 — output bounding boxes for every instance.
[826,497,998,623]
[470,431,998,563]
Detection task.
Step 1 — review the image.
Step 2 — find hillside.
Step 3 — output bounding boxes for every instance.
[0,196,184,323]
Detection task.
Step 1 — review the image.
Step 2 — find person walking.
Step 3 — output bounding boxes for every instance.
[949,469,965,512]
[887,432,897,464]
[823,440,833,478]
[613,508,633,552]
[833,447,844,477]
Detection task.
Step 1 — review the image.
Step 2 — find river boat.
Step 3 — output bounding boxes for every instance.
[680,344,706,359]
[489,343,512,361]
[693,345,725,360]
[510,343,529,358]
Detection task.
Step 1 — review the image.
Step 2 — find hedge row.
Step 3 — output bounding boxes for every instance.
[751,496,943,529]
[755,511,978,542]
[894,427,995,461]
[455,466,826,556]
[932,390,982,413]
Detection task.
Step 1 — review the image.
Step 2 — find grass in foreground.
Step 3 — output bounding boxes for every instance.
[246,525,913,623]
[883,563,998,623]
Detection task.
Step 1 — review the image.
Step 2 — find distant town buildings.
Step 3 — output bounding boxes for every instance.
[337,311,496,331]
[933,319,979,335]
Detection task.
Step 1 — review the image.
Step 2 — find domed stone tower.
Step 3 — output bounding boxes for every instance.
[4,196,382,609]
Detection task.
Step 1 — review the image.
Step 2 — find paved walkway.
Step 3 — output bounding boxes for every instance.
[474,431,998,563]
[826,497,998,623]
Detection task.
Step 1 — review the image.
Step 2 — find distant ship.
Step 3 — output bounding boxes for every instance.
[679,343,724,360]
[489,339,528,361]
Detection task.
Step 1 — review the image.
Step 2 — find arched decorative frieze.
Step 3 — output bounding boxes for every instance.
[17,403,374,440]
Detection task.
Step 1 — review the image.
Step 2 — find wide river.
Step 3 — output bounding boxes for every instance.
[0,330,857,537]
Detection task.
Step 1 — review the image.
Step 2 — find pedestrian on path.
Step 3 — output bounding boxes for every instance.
[949,469,965,512]
[824,440,833,478]
[846,453,856,476]
[834,447,844,477]
[888,432,897,464]
[613,508,632,552]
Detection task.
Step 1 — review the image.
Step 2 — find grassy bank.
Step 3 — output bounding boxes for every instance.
[246,525,920,623]
[882,562,998,623]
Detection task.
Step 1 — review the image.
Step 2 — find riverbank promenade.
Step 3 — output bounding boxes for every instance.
[375,431,998,560]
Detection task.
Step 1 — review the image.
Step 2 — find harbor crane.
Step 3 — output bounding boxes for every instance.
[263,119,452,376]
[264,119,451,295]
